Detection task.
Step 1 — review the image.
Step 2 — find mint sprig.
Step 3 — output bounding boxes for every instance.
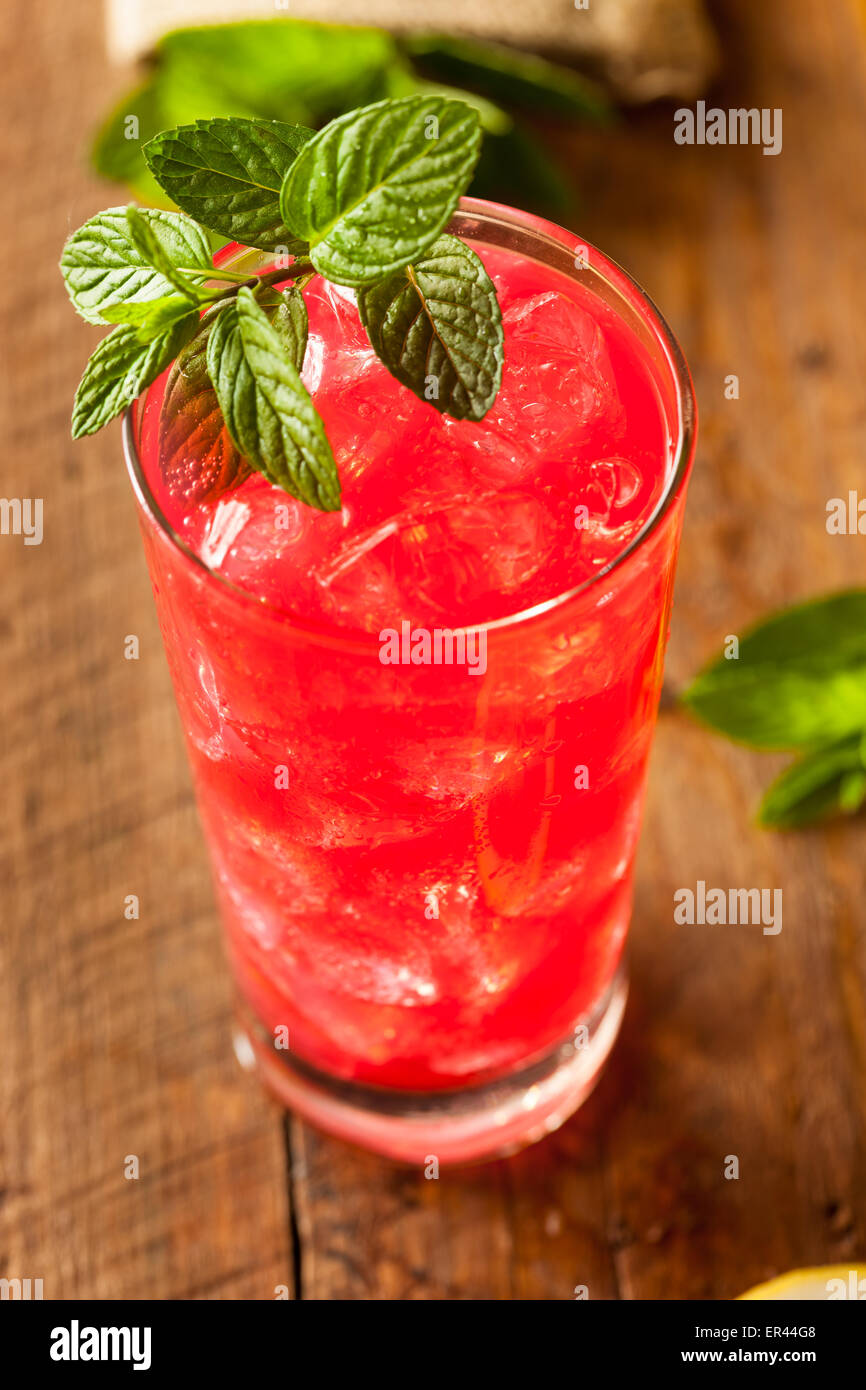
[682,591,866,829]
[61,96,503,511]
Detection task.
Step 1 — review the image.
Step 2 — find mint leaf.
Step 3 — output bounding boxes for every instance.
[358,233,502,420]
[279,95,482,286]
[144,117,315,252]
[124,205,208,298]
[61,207,213,324]
[102,292,200,340]
[160,289,306,505]
[206,286,339,510]
[72,313,199,438]
[160,306,251,504]
[404,34,611,122]
[683,591,866,749]
[268,286,308,371]
[758,735,866,829]
[840,758,866,811]
[156,21,396,126]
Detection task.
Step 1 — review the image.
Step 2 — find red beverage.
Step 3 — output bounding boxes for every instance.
[126,200,696,1162]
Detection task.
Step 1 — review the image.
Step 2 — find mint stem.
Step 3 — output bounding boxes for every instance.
[201,264,312,307]
[187,267,252,283]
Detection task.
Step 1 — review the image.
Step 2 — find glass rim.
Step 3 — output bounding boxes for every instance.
[123,196,697,644]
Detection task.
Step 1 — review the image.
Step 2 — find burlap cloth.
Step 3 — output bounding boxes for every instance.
[107,0,718,101]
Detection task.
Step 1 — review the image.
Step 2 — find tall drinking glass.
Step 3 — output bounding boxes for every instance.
[124,200,696,1163]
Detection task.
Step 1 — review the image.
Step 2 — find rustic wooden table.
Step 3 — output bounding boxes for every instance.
[2,0,864,1300]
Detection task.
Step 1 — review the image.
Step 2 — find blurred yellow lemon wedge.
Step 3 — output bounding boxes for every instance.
[740,1266,866,1300]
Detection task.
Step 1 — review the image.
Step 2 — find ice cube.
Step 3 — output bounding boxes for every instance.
[389,490,555,617]
[583,456,646,524]
[486,290,625,460]
[504,288,602,351]
[436,413,539,489]
[205,472,348,614]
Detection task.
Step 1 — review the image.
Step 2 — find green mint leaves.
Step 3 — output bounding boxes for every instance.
[60,207,214,324]
[159,306,250,506]
[101,293,202,341]
[757,734,866,830]
[72,313,200,438]
[357,234,503,420]
[62,95,503,510]
[683,591,866,749]
[143,117,315,252]
[123,206,210,299]
[279,96,481,285]
[683,591,866,829]
[266,285,309,372]
[207,288,338,511]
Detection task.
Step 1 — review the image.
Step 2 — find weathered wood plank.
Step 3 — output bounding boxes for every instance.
[0,0,291,1301]
[289,0,866,1299]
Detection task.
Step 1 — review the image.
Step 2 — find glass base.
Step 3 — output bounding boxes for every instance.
[232,968,627,1165]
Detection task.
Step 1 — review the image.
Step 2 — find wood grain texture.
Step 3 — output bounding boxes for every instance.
[0,0,290,1301]
[288,0,866,1300]
[1,0,864,1302]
